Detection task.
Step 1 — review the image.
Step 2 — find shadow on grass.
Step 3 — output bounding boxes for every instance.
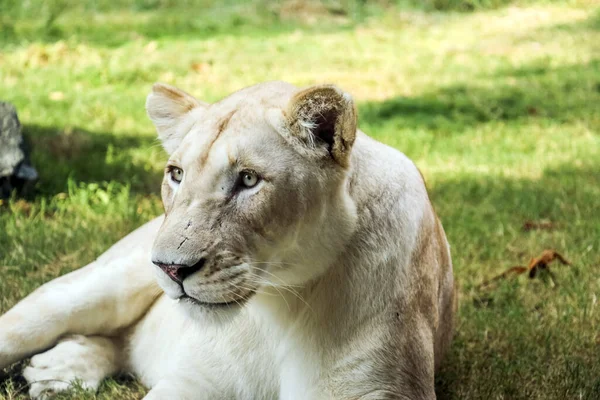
[430,165,600,251]
[359,59,600,133]
[432,163,600,399]
[358,7,600,131]
[23,124,163,197]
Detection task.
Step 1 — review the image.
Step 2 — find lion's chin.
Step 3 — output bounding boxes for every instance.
[176,294,247,324]
[179,294,245,308]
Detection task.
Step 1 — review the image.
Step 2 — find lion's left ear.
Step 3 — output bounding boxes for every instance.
[286,84,357,167]
[146,83,207,154]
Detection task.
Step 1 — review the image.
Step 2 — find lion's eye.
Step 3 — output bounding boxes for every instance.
[240,170,259,188]
[169,167,183,183]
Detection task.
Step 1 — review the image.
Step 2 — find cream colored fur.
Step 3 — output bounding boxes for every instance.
[0,81,456,399]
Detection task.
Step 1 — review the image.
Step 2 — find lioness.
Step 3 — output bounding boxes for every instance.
[0,81,455,399]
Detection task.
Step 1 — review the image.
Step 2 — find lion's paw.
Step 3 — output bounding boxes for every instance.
[23,335,120,399]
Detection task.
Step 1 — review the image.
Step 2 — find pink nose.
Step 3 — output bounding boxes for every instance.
[153,259,205,285]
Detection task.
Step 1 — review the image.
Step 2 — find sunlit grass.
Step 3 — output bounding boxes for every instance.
[1,1,599,399]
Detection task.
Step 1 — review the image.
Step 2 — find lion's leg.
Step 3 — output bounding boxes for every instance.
[23,334,121,399]
[0,216,164,370]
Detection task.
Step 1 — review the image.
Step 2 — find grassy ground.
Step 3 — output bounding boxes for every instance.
[1,0,599,398]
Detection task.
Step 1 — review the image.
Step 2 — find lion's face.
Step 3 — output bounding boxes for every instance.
[146,81,358,314]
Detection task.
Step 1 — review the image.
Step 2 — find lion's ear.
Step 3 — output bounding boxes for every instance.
[146,83,207,154]
[286,84,357,167]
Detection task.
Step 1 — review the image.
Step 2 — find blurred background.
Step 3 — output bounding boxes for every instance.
[0,0,599,399]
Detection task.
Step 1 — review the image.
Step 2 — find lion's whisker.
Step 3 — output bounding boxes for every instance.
[244,273,313,313]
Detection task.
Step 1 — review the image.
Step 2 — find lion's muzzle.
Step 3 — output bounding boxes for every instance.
[153,259,206,286]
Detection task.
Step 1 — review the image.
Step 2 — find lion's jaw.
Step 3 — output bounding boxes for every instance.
[146,81,358,316]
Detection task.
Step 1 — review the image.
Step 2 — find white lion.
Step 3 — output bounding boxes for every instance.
[0,81,456,399]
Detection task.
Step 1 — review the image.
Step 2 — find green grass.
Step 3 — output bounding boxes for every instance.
[1,0,600,398]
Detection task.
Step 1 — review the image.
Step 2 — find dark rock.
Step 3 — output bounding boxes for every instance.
[0,102,38,198]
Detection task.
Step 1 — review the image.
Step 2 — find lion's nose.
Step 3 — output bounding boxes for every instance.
[153,259,206,285]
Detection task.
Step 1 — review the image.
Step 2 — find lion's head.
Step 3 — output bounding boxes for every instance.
[146,81,358,315]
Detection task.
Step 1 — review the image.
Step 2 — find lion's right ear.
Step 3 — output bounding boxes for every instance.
[146,83,207,154]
